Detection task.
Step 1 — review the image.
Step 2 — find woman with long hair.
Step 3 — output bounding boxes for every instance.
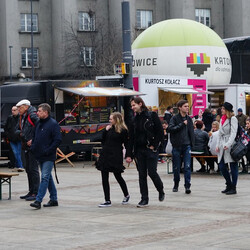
[216,102,238,195]
[96,112,130,207]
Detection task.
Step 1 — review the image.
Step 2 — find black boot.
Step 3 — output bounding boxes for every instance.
[196,165,206,173]
[172,182,179,192]
[226,186,237,195]
[221,185,231,193]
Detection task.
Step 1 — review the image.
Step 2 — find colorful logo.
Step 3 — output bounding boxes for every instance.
[186,53,210,77]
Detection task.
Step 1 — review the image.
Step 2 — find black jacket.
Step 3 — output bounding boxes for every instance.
[202,112,214,132]
[4,114,20,142]
[31,116,62,162]
[168,113,195,148]
[96,127,128,173]
[164,112,172,124]
[16,106,39,149]
[192,129,209,153]
[126,111,164,157]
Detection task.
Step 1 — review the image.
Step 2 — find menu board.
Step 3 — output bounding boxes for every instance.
[89,107,110,123]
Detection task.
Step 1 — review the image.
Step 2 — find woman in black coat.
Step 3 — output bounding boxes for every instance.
[96,112,130,207]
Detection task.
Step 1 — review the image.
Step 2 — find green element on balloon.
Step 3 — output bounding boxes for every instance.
[132,19,225,49]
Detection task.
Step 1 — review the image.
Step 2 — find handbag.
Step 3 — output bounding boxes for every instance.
[229,119,250,161]
[230,138,248,162]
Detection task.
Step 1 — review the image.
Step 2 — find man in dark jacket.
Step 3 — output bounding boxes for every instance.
[4,106,24,171]
[30,103,62,209]
[126,97,165,208]
[164,106,173,124]
[16,99,40,201]
[168,100,195,194]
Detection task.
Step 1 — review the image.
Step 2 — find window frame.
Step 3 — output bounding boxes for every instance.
[78,11,96,32]
[20,13,38,32]
[195,8,211,27]
[80,47,96,67]
[136,9,153,29]
[21,47,39,68]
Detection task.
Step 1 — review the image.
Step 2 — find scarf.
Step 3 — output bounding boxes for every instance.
[221,114,227,126]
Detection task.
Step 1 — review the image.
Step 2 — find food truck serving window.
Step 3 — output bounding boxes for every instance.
[62,93,116,125]
[55,87,144,125]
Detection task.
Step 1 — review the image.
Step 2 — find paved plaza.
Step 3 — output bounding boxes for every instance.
[1,160,250,250]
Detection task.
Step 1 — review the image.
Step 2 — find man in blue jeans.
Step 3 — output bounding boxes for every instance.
[4,106,24,172]
[168,100,195,194]
[30,103,62,209]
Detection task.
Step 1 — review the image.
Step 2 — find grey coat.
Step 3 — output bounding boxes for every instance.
[216,116,238,163]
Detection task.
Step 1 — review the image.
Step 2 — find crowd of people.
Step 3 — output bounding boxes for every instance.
[3,97,250,208]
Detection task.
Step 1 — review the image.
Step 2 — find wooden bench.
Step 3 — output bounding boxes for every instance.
[0,172,19,200]
[0,157,8,160]
[159,153,218,174]
[159,153,173,174]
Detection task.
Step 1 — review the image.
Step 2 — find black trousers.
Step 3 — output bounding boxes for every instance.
[135,148,164,201]
[101,171,129,202]
[24,150,40,195]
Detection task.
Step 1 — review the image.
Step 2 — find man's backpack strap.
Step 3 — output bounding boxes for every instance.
[27,114,35,127]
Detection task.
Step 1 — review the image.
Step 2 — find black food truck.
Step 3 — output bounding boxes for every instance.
[0,79,143,159]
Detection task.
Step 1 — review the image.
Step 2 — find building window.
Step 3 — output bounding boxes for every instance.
[20,13,38,32]
[195,9,211,27]
[78,12,95,31]
[21,48,39,68]
[80,47,95,66]
[136,10,153,29]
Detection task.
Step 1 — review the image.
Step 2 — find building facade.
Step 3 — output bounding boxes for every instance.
[0,0,249,81]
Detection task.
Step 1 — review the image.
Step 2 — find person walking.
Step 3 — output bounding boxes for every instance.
[96,112,130,207]
[30,103,62,209]
[168,100,195,194]
[216,102,238,195]
[16,99,40,201]
[126,97,165,208]
[4,106,24,172]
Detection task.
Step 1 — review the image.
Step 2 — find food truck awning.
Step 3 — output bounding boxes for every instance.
[55,87,145,97]
[158,87,214,95]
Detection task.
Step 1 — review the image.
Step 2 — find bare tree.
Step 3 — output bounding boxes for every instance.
[63,11,123,80]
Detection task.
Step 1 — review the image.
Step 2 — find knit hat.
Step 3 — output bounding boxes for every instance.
[238,108,243,112]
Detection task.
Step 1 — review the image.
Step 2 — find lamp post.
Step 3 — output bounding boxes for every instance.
[9,46,13,81]
[30,0,34,81]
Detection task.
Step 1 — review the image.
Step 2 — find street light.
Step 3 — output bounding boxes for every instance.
[9,46,13,81]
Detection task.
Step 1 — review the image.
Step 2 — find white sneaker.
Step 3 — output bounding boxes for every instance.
[98,201,111,207]
[122,195,130,205]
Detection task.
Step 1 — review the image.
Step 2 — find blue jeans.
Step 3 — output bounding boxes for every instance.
[172,145,191,188]
[36,161,57,203]
[219,158,238,187]
[10,141,23,168]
